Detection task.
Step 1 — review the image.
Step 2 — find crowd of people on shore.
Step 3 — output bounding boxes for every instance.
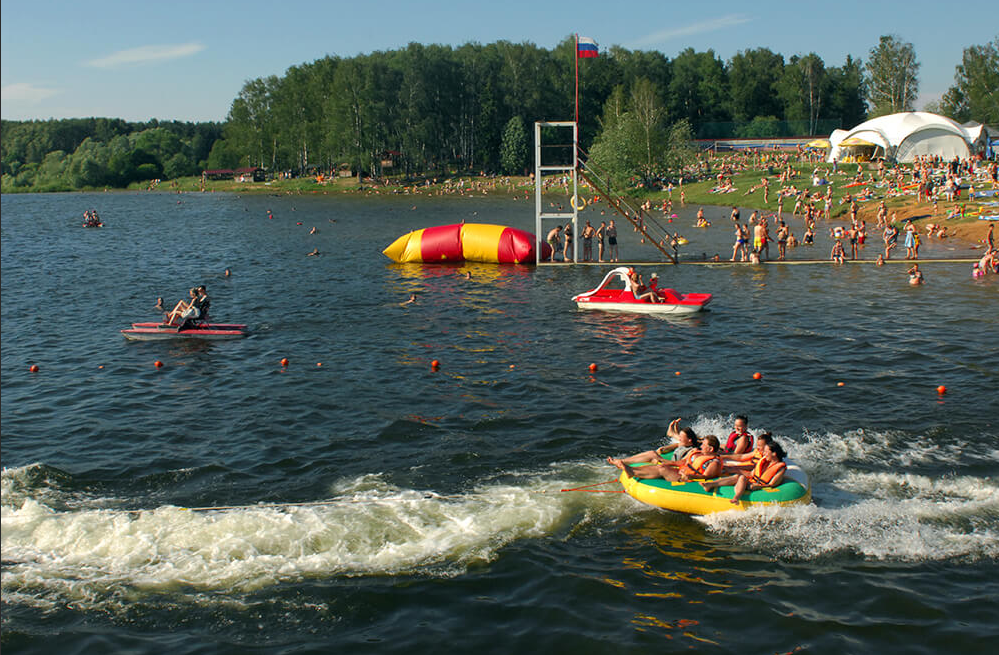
[608,415,789,504]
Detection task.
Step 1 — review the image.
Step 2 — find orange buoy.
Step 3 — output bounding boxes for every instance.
[937,385,947,395]
[431,359,440,370]
[509,364,515,369]
[28,364,39,373]
[280,358,289,367]
[154,360,163,368]
[675,371,681,376]
[752,372,762,380]
[837,382,845,387]
[316,362,323,367]
[589,363,598,372]
[98,365,104,369]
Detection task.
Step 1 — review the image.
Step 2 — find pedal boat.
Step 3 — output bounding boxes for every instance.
[122,322,249,341]
[618,460,811,515]
[572,267,712,314]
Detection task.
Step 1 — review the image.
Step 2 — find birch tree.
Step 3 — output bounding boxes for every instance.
[865,35,919,116]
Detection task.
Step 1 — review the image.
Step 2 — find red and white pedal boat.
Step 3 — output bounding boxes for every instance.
[122,321,249,341]
[572,267,712,315]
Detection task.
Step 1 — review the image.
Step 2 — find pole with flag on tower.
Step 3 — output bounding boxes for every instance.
[575,35,598,124]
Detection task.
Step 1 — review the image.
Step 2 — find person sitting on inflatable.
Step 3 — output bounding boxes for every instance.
[724,415,754,454]
[606,418,699,469]
[701,438,787,503]
[610,435,723,482]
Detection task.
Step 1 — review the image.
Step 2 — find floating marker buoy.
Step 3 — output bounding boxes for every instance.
[589,363,598,372]
[154,361,163,368]
[937,385,947,395]
[752,372,762,380]
[98,365,104,369]
[675,371,681,376]
[837,382,845,387]
[28,364,39,373]
[280,358,289,367]
[431,359,440,370]
[316,362,323,367]
[509,364,515,369]
[297,222,302,225]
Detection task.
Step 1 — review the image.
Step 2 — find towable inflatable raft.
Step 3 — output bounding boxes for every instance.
[619,460,811,515]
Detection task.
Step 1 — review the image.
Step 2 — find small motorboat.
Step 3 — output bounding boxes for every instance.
[572,267,711,314]
[618,460,811,515]
[122,322,249,341]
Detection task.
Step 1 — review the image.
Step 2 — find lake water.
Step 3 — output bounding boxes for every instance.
[2,190,998,654]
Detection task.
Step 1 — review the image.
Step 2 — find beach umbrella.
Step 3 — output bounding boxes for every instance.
[839,137,877,147]
[806,139,831,149]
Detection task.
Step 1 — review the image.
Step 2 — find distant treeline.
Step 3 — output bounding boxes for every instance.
[2,118,222,191]
[24,35,993,191]
[210,37,868,177]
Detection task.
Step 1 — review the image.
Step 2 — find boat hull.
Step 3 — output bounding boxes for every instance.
[122,325,248,341]
[131,322,248,330]
[619,461,811,515]
[575,300,707,314]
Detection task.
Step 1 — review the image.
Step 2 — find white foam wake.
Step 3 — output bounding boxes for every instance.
[1,463,624,611]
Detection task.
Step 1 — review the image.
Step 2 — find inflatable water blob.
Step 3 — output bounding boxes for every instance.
[383,223,550,264]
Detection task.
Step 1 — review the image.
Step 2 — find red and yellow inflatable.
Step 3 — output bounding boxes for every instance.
[382,223,550,264]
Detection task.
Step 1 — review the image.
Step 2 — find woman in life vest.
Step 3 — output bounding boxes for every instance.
[701,433,773,490]
[728,441,787,504]
[611,435,723,482]
[724,415,753,454]
[606,419,699,471]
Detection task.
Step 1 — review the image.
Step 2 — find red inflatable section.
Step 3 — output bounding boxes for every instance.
[419,224,464,262]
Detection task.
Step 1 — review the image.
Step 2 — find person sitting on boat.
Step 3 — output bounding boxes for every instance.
[164,288,198,325]
[610,435,723,483]
[724,415,754,454]
[701,437,786,503]
[606,419,699,470]
[631,270,661,303]
[177,286,209,329]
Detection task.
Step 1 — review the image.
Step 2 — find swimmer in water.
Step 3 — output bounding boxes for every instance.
[307,248,320,256]
[403,293,417,305]
[908,264,925,285]
[154,297,165,311]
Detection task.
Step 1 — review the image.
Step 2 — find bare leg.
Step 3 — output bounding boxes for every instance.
[700,474,742,492]
[731,476,750,503]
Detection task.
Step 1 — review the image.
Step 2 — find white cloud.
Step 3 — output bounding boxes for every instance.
[632,15,752,47]
[1,82,59,103]
[85,42,206,68]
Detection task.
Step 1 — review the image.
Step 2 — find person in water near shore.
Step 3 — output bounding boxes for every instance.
[307,248,320,256]
[606,418,700,470]
[908,264,925,285]
[154,297,165,311]
[610,435,723,482]
[403,293,417,305]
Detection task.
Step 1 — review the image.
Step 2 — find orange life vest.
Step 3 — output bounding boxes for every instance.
[751,459,787,486]
[680,452,721,478]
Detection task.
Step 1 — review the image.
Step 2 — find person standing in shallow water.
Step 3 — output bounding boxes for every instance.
[581,221,595,262]
[596,221,607,262]
[606,220,619,262]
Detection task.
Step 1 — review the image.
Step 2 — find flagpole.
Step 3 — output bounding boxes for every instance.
[574,33,579,125]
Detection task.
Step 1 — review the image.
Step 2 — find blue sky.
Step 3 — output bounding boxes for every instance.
[1,0,993,123]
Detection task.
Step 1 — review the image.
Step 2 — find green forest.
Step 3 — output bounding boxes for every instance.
[2,35,995,192]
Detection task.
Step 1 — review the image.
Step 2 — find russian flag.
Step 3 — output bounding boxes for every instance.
[577,36,598,58]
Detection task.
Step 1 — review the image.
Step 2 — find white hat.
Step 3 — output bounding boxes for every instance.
[650,273,658,279]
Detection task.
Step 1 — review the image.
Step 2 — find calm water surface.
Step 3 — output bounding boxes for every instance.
[2,191,998,654]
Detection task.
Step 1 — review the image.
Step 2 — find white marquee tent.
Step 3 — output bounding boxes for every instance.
[827,112,978,163]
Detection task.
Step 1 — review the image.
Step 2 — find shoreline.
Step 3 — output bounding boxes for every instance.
[5,167,994,251]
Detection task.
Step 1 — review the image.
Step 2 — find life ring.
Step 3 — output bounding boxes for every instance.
[571,195,587,211]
